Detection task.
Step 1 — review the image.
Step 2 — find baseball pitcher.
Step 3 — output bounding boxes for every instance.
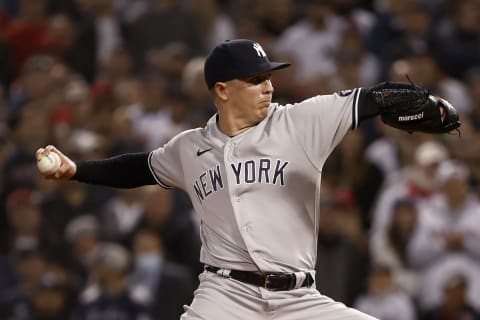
[37,39,460,319]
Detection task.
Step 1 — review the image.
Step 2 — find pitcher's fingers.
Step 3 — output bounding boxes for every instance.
[56,159,76,180]
[45,145,68,161]
[55,164,68,179]
[36,147,46,160]
[45,145,57,153]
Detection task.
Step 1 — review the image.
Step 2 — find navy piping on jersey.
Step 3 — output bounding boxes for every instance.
[147,151,173,189]
[351,88,360,130]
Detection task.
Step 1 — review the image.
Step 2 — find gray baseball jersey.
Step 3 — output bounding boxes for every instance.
[148,89,361,273]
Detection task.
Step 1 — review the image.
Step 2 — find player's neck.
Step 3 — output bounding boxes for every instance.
[217,114,256,137]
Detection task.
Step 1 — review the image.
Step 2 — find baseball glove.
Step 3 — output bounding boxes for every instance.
[367,82,461,134]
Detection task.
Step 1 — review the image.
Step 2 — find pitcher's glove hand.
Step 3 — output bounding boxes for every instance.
[367,82,461,134]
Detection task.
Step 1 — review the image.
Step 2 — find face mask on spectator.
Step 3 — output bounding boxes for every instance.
[135,253,162,274]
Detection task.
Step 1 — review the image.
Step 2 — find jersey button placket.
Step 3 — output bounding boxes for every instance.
[224,142,239,207]
[229,142,236,162]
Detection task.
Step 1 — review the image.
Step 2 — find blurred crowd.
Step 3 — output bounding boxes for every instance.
[1,0,480,319]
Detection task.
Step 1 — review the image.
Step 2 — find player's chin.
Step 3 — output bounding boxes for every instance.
[259,100,270,110]
[256,104,269,118]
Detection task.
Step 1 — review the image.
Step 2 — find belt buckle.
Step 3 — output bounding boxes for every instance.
[264,273,282,291]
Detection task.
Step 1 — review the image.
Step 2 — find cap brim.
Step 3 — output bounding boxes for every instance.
[239,61,291,78]
[269,62,291,71]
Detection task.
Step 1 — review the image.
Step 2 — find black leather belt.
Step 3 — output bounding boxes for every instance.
[205,265,314,291]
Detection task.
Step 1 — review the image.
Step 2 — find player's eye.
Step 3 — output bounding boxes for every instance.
[243,73,272,85]
[251,76,264,84]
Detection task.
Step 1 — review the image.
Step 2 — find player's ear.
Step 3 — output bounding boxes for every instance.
[214,82,228,101]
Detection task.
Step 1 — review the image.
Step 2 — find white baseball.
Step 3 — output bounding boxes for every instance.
[37,152,61,174]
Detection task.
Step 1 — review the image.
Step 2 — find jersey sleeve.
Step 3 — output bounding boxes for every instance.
[148,133,186,189]
[286,88,362,170]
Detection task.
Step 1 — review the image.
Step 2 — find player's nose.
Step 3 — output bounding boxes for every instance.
[262,79,274,94]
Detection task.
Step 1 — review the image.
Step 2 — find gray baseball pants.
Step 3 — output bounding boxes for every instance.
[181,271,378,320]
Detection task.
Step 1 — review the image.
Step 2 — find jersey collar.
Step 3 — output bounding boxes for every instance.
[206,104,276,143]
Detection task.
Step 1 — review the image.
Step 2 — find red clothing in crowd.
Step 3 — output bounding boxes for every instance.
[4,18,49,74]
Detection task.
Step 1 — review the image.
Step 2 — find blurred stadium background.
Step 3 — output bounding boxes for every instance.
[1,0,480,319]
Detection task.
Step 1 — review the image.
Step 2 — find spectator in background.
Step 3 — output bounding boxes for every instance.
[256,0,298,38]
[409,160,480,311]
[430,0,480,80]
[125,71,177,151]
[0,249,49,319]
[364,117,409,178]
[187,0,236,51]
[370,1,433,79]
[101,188,145,245]
[64,0,123,83]
[332,0,376,37]
[41,181,107,237]
[95,46,135,88]
[130,228,194,320]
[29,266,77,320]
[3,0,49,76]
[328,25,381,91]
[72,243,151,320]
[389,53,471,115]
[275,1,341,87]
[125,0,203,72]
[7,54,55,113]
[419,256,480,313]
[315,193,369,306]
[371,140,449,238]
[43,13,76,63]
[422,273,480,320]
[408,160,480,268]
[181,56,215,127]
[323,129,384,230]
[4,188,60,258]
[354,264,417,320]
[63,214,102,286]
[109,102,147,155]
[130,186,202,279]
[4,103,50,194]
[370,198,419,296]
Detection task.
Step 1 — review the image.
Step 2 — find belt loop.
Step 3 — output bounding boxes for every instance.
[217,268,231,278]
[293,272,306,288]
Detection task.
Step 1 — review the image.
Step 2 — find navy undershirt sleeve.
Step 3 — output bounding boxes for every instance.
[73,152,157,188]
[357,87,380,124]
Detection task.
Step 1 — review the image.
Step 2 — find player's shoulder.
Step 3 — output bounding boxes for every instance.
[273,89,359,111]
[269,93,333,114]
[165,127,207,145]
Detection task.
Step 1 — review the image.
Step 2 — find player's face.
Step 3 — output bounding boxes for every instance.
[229,72,274,124]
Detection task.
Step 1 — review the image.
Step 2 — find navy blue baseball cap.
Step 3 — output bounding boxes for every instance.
[204,39,291,89]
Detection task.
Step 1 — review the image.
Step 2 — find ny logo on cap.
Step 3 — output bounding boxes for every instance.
[253,43,267,58]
